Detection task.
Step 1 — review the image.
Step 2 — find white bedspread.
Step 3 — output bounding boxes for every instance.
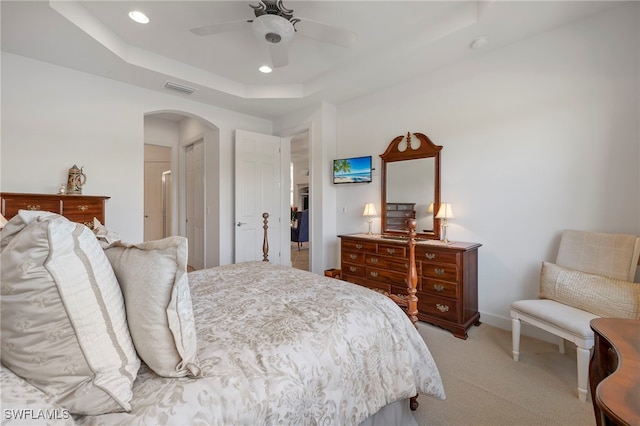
[75,261,444,425]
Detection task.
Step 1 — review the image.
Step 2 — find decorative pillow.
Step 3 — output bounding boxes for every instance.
[1,364,75,426]
[0,210,59,252]
[103,236,201,378]
[539,261,640,319]
[0,214,140,415]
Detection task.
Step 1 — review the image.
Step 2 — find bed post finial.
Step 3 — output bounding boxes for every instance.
[262,212,269,262]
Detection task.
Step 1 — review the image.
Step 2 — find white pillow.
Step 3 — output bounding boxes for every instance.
[104,236,201,378]
[0,214,140,415]
[539,261,640,319]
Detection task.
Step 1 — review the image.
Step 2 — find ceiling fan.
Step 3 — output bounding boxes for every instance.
[190,0,357,68]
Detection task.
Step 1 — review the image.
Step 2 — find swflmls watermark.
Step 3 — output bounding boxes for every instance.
[3,408,71,421]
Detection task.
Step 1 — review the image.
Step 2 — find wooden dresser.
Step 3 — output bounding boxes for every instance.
[1,192,109,229]
[339,233,481,339]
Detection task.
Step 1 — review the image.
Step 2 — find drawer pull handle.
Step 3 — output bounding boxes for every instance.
[370,271,378,278]
[355,244,363,250]
[433,284,445,292]
[404,263,408,269]
[349,267,357,272]
[349,254,357,260]
[386,248,396,254]
[27,204,40,210]
[434,268,445,275]
[425,253,436,260]
[436,303,450,312]
[371,257,378,263]
[78,205,89,211]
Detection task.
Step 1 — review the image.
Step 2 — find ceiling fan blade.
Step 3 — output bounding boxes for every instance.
[296,18,357,48]
[190,20,249,36]
[269,44,289,68]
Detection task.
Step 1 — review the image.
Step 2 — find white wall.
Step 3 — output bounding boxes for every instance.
[1,53,272,246]
[335,4,640,331]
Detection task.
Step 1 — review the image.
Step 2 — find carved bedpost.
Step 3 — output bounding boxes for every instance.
[262,212,269,262]
[406,219,418,327]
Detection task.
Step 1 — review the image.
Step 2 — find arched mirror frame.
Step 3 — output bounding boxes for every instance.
[380,132,442,240]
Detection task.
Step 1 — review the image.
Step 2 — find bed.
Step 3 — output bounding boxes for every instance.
[0,210,444,425]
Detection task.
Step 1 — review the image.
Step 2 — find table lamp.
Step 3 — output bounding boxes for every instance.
[436,203,454,243]
[363,203,377,235]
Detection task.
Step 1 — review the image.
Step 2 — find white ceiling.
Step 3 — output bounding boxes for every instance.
[1,1,618,120]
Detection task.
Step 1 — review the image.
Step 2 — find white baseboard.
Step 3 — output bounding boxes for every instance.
[478,311,559,345]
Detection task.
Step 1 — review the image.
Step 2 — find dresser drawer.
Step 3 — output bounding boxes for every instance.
[366,254,409,273]
[365,266,407,286]
[341,262,365,277]
[62,198,103,217]
[361,280,391,294]
[1,193,109,227]
[422,263,458,282]
[343,251,365,264]
[421,278,458,298]
[419,295,459,322]
[416,247,458,265]
[341,239,377,253]
[2,197,61,217]
[342,274,368,286]
[378,244,406,257]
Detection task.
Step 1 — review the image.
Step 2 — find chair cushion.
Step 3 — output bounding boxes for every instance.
[556,230,640,281]
[0,212,140,415]
[511,299,599,339]
[539,262,640,319]
[103,236,201,378]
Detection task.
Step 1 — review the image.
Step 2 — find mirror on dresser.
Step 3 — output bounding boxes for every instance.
[381,132,441,239]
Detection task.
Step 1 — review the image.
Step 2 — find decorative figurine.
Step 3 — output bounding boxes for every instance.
[67,164,86,194]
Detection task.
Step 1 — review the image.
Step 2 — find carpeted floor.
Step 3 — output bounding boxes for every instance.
[291,243,309,271]
[412,322,595,426]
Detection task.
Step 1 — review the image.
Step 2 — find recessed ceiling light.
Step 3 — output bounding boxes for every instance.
[259,65,273,74]
[128,11,149,24]
[470,36,489,49]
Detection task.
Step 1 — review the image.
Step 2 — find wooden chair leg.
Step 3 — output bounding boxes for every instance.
[410,394,419,410]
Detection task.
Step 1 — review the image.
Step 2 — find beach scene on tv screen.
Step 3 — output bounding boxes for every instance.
[334,157,371,183]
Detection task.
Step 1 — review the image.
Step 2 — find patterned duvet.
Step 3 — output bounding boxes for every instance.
[75,261,445,425]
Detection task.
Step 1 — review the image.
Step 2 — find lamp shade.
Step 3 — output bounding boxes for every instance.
[427,202,434,213]
[436,203,454,219]
[363,203,377,217]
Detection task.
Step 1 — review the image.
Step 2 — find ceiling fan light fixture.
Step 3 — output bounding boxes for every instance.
[252,14,294,44]
[259,65,273,73]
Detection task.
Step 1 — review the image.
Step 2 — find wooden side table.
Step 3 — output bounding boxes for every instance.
[589,318,640,426]
[324,269,341,279]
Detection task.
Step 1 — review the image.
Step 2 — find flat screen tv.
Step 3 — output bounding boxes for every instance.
[333,155,372,184]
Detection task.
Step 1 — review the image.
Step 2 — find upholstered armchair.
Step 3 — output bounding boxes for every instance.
[510,230,640,401]
[291,210,309,250]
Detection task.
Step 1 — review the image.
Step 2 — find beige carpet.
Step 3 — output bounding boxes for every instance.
[412,322,595,426]
[291,243,309,271]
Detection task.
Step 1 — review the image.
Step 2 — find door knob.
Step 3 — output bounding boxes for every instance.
[236,221,247,227]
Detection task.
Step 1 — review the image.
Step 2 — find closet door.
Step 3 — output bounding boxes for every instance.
[185,140,205,270]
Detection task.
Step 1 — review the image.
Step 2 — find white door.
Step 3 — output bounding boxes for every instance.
[234,130,281,263]
[144,161,170,241]
[186,141,205,270]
